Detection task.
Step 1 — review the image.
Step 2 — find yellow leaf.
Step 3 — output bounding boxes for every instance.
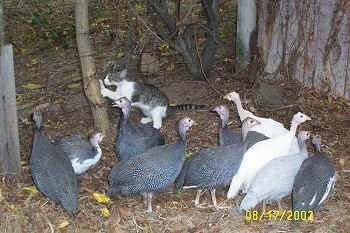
[22,185,39,195]
[67,82,81,89]
[339,157,345,167]
[100,207,110,217]
[169,103,176,107]
[58,220,70,228]
[159,42,169,51]
[92,192,112,204]
[185,152,193,158]
[166,63,175,72]
[21,83,43,90]
[31,58,39,65]
[116,52,124,59]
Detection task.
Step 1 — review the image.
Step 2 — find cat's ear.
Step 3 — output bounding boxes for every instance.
[119,69,127,78]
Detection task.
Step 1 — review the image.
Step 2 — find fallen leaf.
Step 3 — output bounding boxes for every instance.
[166,63,175,72]
[185,152,193,158]
[339,157,345,167]
[92,192,112,204]
[58,220,70,228]
[21,83,43,90]
[67,83,81,89]
[101,207,110,217]
[22,185,39,195]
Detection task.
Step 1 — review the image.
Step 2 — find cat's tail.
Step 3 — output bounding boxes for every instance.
[167,104,207,113]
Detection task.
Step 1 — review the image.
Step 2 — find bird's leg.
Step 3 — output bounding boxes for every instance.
[211,189,229,210]
[142,193,147,206]
[194,189,203,208]
[146,193,153,213]
[262,200,266,212]
[277,199,282,211]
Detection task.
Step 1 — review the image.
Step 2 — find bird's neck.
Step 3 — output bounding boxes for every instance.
[95,145,102,158]
[289,121,299,136]
[233,98,252,121]
[313,142,321,153]
[122,108,130,119]
[221,114,229,128]
[179,128,187,144]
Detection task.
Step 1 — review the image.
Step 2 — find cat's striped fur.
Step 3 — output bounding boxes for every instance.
[99,69,205,129]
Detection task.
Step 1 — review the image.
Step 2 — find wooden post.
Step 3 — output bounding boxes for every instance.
[0,44,21,175]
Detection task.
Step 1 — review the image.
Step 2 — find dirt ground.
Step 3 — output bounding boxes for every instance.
[2,1,350,232]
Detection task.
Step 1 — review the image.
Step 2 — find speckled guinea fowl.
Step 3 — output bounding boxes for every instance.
[239,131,310,211]
[113,97,165,161]
[107,117,195,213]
[174,117,269,209]
[57,133,104,175]
[213,105,242,146]
[292,135,336,212]
[29,112,78,214]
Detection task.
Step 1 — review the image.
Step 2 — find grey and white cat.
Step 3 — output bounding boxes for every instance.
[100,69,206,129]
[99,69,170,129]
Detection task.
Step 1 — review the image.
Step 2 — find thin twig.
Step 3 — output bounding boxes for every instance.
[194,32,223,97]
[128,4,164,43]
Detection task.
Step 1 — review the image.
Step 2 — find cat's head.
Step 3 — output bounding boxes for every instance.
[103,68,128,86]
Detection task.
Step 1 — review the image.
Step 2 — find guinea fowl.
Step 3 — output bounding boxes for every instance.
[239,131,310,211]
[213,105,242,146]
[29,111,78,214]
[224,91,300,155]
[57,133,104,175]
[227,112,311,200]
[113,97,165,161]
[107,117,195,213]
[292,135,336,212]
[174,117,269,209]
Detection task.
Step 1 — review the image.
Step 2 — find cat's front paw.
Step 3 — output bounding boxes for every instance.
[140,117,153,124]
[103,76,112,86]
[99,79,107,97]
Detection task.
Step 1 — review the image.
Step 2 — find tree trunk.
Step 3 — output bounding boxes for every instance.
[236,0,256,69]
[258,0,350,99]
[75,0,112,135]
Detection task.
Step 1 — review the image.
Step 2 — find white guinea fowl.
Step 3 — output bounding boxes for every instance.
[224,91,299,154]
[227,112,311,200]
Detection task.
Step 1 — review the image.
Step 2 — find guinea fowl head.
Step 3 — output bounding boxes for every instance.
[241,117,260,140]
[312,135,322,152]
[297,131,310,148]
[112,97,131,117]
[213,105,230,127]
[291,112,311,124]
[179,117,196,141]
[290,112,311,134]
[90,133,104,147]
[223,91,240,103]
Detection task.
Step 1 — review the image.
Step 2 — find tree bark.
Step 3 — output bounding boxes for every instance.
[75,0,112,135]
[236,0,256,69]
[258,0,350,99]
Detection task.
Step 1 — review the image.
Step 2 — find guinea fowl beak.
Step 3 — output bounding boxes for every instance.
[305,115,311,121]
